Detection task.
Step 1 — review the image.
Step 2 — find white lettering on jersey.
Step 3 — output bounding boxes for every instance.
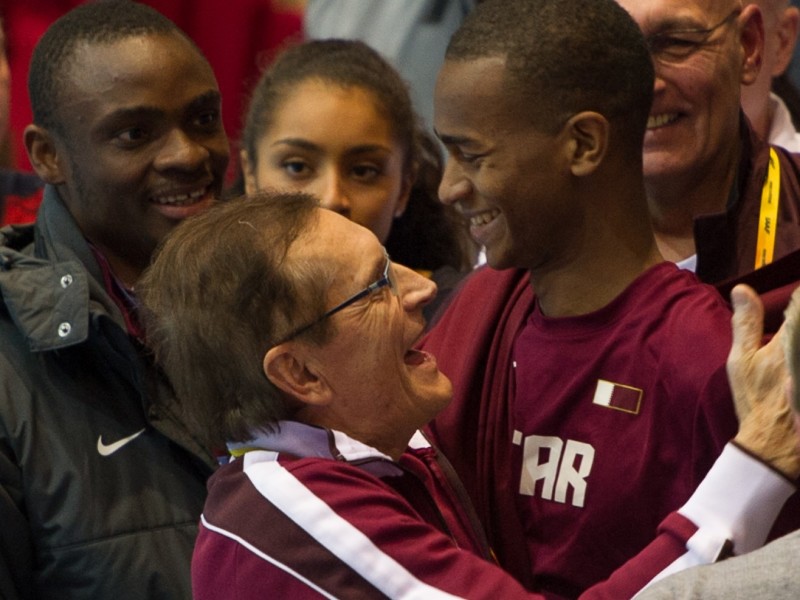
[516,433,595,508]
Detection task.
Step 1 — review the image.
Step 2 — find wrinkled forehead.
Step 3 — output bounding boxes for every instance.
[291,208,384,282]
[616,0,737,31]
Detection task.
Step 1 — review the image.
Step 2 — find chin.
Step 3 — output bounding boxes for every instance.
[428,379,454,415]
[407,383,452,425]
[642,148,696,179]
[484,249,515,271]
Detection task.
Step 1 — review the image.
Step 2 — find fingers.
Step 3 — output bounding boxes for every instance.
[727,285,764,420]
[727,285,800,477]
[735,377,800,479]
[729,284,764,366]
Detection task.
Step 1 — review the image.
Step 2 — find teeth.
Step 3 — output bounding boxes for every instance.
[470,208,500,227]
[647,113,678,129]
[153,187,207,205]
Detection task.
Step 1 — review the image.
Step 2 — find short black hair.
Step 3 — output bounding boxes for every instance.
[28,0,193,135]
[448,0,654,145]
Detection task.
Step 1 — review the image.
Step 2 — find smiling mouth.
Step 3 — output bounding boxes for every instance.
[469,208,500,227]
[151,186,209,206]
[646,113,679,130]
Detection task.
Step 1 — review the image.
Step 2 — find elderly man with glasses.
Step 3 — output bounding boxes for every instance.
[616,0,800,285]
[141,191,798,599]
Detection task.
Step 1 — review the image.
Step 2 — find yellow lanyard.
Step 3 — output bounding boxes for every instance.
[228,446,260,457]
[755,147,781,269]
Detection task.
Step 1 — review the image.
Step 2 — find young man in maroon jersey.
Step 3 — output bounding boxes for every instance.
[423,0,798,597]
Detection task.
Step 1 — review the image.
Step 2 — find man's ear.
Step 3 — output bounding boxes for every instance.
[263,343,333,407]
[563,111,608,178]
[773,7,800,76]
[24,124,67,184]
[739,4,765,85]
[240,149,258,195]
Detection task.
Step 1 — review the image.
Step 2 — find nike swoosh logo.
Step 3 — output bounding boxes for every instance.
[97,428,146,457]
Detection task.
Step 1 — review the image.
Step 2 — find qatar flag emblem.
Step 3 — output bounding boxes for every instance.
[592,380,642,415]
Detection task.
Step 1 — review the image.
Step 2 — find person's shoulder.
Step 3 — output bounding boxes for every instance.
[238,449,393,490]
[766,137,800,187]
[656,264,731,312]
[0,224,39,319]
[220,450,420,524]
[0,221,36,252]
[638,529,800,599]
[422,266,533,352]
[628,263,731,320]
[0,239,93,353]
[626,265,733,362]
[440,266,531,313]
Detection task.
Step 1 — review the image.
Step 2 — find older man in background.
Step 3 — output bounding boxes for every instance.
[617,0,800,283]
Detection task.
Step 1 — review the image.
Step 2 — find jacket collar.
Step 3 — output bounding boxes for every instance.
[229,421,432,473]
[0,186,125,350]
[229,421,396,463]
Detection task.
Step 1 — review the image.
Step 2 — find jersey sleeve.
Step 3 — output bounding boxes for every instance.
[197,442,793,600]
[597,444,795,600]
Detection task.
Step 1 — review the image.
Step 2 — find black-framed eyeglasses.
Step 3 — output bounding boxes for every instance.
[644,8,741,64]
[276,252,396,344]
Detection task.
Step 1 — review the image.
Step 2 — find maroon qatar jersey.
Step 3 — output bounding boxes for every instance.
[423,263,745,598]
[509,263,738,597]
[193,423,786,599]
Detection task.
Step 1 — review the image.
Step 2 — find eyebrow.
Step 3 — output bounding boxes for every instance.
[645,15,707,35]
[270,138,392,156]
[187,90,223,111]
[434,130,474,147]
[100,89,222,124]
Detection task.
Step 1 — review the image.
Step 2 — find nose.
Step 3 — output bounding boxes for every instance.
[438,157,471,206]
[393,262,437,313]
[154,127,210,172]
[316,169,351,216]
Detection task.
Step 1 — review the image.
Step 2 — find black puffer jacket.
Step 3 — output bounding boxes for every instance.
[0,186,215,599]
